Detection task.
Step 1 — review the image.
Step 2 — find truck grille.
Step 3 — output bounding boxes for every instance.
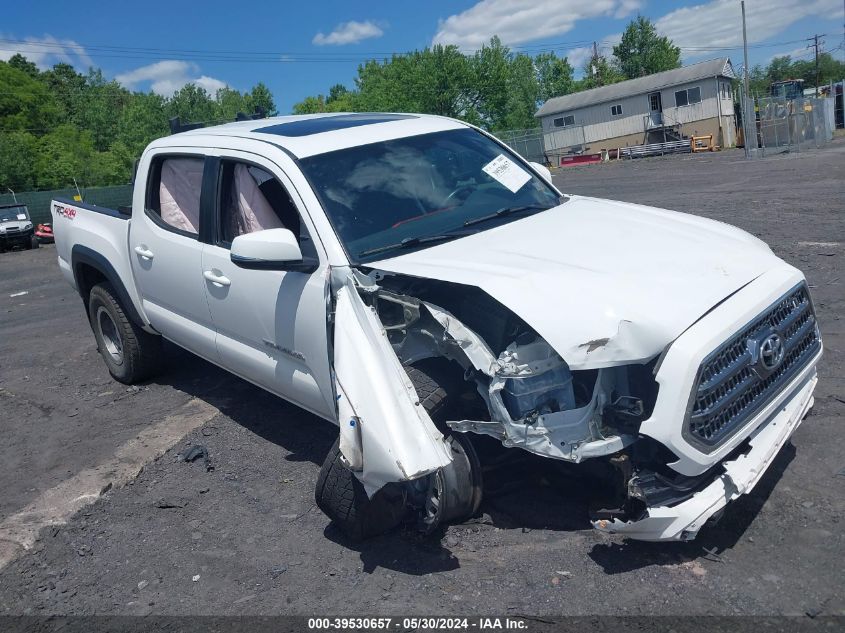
[687,284,820,449]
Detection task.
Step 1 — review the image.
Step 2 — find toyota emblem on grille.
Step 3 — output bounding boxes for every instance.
[759,333,785,371]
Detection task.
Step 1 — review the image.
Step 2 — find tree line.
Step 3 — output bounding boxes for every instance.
[2,15,842,193]
[747,52,845,96]
[0,55,276,192]
[293,17,683,130]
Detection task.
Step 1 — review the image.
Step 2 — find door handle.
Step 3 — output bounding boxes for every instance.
[134,245,154,259]
[203,270,231,287]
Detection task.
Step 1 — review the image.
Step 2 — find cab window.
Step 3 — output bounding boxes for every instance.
[146,156,204,236]
[215,160,315,257]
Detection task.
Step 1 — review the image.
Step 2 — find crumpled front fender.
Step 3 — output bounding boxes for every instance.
[332,277,453,497]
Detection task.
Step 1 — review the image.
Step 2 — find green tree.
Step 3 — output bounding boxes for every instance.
[42,63,88,124]
[0,130,38,190]
[78,69,130,151]
[215,87,249,120]
[576,52,624,90]
[7,53,40,78]
[0,61,60,131]
[33,124,99,189]
[116,92,169,158]
[613,16,681,79]
[534,52,574,102]
[327,83,349,105]
[246,82,278,116]
[167,83,216,124]
[292,95,328,114]
[498,52,539,130]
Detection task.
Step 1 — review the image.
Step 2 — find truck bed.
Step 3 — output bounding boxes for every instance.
[51,198,147,326]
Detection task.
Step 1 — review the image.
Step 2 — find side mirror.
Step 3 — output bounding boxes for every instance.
[529,161,553,183]
[230,228,315,271]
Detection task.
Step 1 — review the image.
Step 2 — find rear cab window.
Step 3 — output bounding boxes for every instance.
[146,156,204,237]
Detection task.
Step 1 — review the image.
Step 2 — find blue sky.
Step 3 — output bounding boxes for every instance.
[2,0,843,113]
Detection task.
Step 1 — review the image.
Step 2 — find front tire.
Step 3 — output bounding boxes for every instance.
[315,438,406,541]
[315,362,483,541]
[88,282,161,384]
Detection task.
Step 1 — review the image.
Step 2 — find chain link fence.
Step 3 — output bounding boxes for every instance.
[751,96,835,157]
[0,185,133,224]
[495,128,546,164]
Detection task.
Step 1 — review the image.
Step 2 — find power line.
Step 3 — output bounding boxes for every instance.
[0,36,815,65]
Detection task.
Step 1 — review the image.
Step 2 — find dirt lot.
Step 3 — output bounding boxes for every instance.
[0,143,843,618]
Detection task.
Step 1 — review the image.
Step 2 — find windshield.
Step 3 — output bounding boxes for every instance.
[0,206,30,223]
[300,128,563,263]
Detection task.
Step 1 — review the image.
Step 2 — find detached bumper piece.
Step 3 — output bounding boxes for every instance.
[593,369,817,541]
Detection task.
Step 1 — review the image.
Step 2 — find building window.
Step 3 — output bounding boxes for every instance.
[553,115,575,127]
[674,86,702,107]
[610,104,623,116]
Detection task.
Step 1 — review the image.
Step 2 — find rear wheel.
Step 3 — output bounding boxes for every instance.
[88,282,161,384]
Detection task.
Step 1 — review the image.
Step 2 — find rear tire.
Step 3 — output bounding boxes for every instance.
[88,282,161,384]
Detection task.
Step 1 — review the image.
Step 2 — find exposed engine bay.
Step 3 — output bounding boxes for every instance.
[361,268,659,462]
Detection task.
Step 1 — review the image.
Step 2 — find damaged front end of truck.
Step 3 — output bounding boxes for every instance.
[326,255,822,543]
[327,265,699,539]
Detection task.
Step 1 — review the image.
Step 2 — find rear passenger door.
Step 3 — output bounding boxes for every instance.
[200,154,334,419]
[130,153,218,360]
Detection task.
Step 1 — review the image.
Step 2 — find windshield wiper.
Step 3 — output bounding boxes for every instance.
[462,203,552,228]
[358,232,466,258]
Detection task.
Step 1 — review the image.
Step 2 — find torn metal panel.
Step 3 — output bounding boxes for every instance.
[423,300,634,463]
[422,302,498,375]
[333,278,453,497]
[448,367,635,462]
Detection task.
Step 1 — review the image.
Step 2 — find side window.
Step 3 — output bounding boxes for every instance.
[146,156,204,236]
[217,160,312,254]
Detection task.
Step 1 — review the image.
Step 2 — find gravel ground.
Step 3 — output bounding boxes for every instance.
[0,143,842,617]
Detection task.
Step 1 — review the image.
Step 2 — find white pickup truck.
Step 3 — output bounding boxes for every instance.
[52,113,822,542]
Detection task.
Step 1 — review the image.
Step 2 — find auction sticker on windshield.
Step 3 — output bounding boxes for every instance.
[482,154,531,193]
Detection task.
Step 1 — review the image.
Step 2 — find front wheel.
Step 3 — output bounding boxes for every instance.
[88,282,161,384]
[315,438,407,541]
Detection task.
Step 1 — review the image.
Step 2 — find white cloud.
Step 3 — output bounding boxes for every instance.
[115,60,228,96]
[313,20,385,46]
[432,0,642,49]
[0,33,93,69]
[656,0,840,53]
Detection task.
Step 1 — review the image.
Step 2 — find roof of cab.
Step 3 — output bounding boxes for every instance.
[154,112,467,159]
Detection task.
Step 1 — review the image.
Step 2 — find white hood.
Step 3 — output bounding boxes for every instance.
[369,195,785,369]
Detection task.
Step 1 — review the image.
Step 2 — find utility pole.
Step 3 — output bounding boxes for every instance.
[806,34,827,96]
[741,1,755,158]
[592,41,602,87]
[811,34,826,96]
